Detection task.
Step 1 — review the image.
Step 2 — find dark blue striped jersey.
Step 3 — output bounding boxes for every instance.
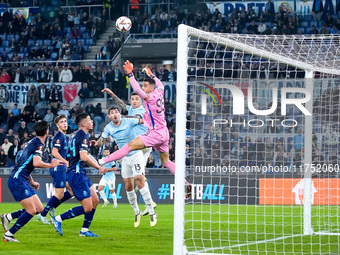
[51,131,68,171]
[67,129,89,174]
[12,137,45,180]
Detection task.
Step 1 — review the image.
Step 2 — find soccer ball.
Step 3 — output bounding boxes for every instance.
[116,16,132,32]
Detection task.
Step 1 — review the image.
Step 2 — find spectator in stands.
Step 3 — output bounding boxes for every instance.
[17,121,28,139]
[25,65,36,82]
[67,113,77,133]
[2,138,12,156]
[0,128,5,145]
[310,25,318,34]
[59,66,73,82]
[294,128,304,154]
[47,66,59,83]
[8,139,19,166]
[0,149,7,167]
[27,85,39,106]
[38,84,49,108]
[9,37,19,53]
[85,102,95,119]
[58,105,70,119]
[48,84,61,109]
[31,111,41,122]
[75,41,85,59]
[45,132,53,154]
[90,24,97,44]
[330,25,338,34]
[6,129,14,144]
[43,109,54,123]
[265,0,275,22]
[146,154,155,168]
[0,69,11,83]
[312,0,323,21]
[0,85,8,104]
[247,20,258,34]
[71,25,80,39]
[78,83,90,108]
[164,98,175,117]
[319,24,329,34]
[29,44,43,60]
[258,21,267,34]
[1,51,9,63]
[325,13,334,27]
[41,44,51,59]
[94,103,103,134]
[11,68,25,83]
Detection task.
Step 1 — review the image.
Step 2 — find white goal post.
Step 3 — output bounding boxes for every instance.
[174,24,340,255]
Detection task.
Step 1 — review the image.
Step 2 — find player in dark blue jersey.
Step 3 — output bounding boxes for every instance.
[1,121,61,242]
[37,115,74,224]
[51,113,107,237]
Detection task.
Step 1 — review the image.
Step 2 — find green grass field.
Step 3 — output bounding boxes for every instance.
[0,203,339,255]
[0,203,174,255]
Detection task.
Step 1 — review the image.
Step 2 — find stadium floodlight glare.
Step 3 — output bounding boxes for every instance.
[174,24,340,255]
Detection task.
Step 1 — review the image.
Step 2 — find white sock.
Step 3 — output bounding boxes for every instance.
[143,180,155,204]
[126,190,140,215]
[112,192,117,204]
[7,214,13,221]
[55,215,62,222]
[81,228,89,233]
[140,186,155,215]
[99,190,108,202]
[5,231,13,236]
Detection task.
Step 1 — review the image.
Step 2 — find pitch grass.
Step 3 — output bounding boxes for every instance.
[1,203,339,255]
[185,205,340,255]
[0,203,174,255]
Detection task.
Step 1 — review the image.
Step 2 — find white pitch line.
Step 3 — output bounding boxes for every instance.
[192,234,305,254]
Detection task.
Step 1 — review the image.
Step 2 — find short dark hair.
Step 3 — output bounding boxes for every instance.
[108,106,120,114]
[34,120,49,136]
[144,78,155,86]
[103,147,110,152]
[75,113,89,126]
[54,114,67,124]
[131,92,139,97]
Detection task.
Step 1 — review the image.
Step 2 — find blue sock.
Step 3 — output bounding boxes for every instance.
[41,196,60,217]
[82,209,96,229]
[60,206,85,221]
[58,191,72,204]
[9,212,33,235]
[10,209,25,220]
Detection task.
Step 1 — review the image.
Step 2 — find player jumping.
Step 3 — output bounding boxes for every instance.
[101,88,157,215]
[51,113,107,237]
[94,106,157,227]
[37,115,74,224]
[2,121,61,242]
[98,61,191,199]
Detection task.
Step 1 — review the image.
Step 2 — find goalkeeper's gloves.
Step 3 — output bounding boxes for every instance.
[142,67,155,78]
[123,60,134,74]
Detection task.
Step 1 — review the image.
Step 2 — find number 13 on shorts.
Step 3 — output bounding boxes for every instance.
[134,164,141,173]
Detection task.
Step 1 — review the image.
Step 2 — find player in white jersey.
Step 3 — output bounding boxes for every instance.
[98,148,118,208]
[92,106,157,227]
[102,88,156,215]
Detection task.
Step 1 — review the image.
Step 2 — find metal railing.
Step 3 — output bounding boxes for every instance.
[125,33,177,43]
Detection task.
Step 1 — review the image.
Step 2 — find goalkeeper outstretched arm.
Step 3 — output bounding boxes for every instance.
[124,60,148,100]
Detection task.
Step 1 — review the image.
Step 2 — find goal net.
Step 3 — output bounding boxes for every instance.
[174,25,340,255]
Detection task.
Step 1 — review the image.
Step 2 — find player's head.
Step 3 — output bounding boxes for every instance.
[103,147,110,157]
[108,106,121,124]
[142,78,155,93]
[76,113,93,131]
[54,114,68,132]
[131,92,142,109]
[34,120,49,137]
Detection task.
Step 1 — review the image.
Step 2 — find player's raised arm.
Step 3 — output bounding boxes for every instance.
[124,60,148,100]
[102,88,127,112]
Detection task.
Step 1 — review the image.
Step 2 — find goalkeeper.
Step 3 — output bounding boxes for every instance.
[99,61,191,198]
